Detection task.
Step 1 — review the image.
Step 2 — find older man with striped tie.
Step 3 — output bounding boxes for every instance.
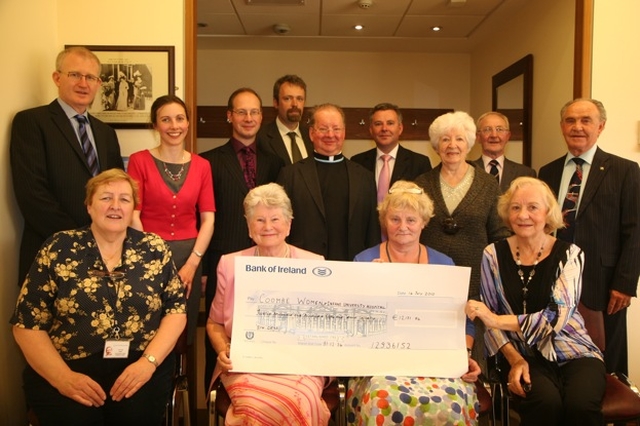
[472,111,536,193]
[539,98,640,375]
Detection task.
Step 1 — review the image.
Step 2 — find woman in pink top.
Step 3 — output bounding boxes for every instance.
[128,95,215,345]
[207,183,331,425]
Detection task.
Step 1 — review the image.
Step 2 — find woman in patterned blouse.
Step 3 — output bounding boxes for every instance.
[466,177,605,426]
[11,168,186,426]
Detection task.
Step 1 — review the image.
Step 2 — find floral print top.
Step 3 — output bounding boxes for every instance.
[11,226,186,360]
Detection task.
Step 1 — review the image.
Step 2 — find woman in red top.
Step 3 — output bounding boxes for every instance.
[128,95,215,345]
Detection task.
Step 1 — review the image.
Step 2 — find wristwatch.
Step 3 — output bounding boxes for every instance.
[143,353,158,367]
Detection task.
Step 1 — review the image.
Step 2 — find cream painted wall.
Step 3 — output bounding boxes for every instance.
[469,0,576,170]
[56,0,186,157]
[592,0,640,385]
[196,50,470,164]
[0,1,184,422]
[0,4,58,423]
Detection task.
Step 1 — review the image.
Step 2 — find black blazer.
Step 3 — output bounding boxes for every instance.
[256,121,314,165]
[351,145,432,186]
[199,140,284,277]
[472,157,537,193]
[10,100,123,283]
[539,147,640,310]
[277,157,380,260]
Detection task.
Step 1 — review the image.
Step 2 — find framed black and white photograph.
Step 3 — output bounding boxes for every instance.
[67,45,175,128]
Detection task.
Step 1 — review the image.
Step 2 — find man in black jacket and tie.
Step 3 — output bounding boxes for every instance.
[10,46,123,285]
[200,87,284,391]
[351,103,432,203]
[539,98,640,374]
[257,74,313,165]
[472,111,536,192]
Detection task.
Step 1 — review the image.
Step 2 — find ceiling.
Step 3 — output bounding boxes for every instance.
[197,0,529,52]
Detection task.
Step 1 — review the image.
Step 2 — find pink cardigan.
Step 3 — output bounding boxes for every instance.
[127,149,215,240]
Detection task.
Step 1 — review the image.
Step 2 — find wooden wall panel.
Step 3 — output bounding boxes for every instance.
[197,106,453,140]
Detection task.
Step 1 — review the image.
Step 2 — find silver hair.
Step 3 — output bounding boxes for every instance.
[428,111,476,151]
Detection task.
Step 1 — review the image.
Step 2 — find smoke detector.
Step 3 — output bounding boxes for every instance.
[358,0,373,9]
[273,23,291,35]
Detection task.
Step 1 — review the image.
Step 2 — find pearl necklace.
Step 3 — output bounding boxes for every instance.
[162,153,185,182]
[515,244,544,314]
[255,244,290,258]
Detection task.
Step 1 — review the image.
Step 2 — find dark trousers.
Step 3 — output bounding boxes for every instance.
[604,307,628,374]
[514,355,606,426]
[24,352,175,426]
[167,239,201,345]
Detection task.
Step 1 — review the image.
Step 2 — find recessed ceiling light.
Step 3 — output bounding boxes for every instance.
[431,26,442,32]
[354,24,364,30]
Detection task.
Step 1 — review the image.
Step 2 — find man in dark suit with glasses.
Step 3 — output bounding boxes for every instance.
[10,46,123,286]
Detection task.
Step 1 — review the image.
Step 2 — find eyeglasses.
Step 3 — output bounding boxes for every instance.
[61,71,101,84]
[479,126,509,135]
[442,217,461,235]
[232,109,262,118]
[388,187,423,194]
[88,270,125,279]
[313,127,344,135]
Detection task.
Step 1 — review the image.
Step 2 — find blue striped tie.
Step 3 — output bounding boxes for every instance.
[76,115,99,176]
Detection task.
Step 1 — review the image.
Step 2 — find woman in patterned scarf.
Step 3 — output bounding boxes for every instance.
[466,177,605,426]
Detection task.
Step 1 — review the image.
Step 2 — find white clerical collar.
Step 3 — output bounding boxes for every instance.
[313,152,344,163]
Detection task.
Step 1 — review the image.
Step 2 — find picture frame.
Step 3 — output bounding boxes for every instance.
[66,45,175,128]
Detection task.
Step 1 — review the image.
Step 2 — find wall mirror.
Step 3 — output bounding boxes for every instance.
[492,54,533,167]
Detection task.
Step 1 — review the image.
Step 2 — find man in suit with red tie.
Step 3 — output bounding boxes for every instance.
[539,98,640,374]
[10,46,123,285]
[350,103,432,204]
[257,75,314,165]
[200,87,284,391]
[472,111,536,192]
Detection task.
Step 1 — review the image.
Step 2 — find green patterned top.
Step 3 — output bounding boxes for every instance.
[11,226,186,360]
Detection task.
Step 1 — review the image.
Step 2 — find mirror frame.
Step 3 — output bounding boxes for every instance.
[491,54,533,167]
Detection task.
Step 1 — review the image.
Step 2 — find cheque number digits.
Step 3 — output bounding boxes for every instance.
[371,342,411,349]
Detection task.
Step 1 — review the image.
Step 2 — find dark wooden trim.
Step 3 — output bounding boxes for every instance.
[196,106,452,140]
[574,0,594,98]
[185,0,197,153]
[492,54,533,166]
[494,109,524,141]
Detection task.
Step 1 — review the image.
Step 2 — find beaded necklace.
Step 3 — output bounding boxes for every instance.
[162,153,185,182]
[515,244,544,314]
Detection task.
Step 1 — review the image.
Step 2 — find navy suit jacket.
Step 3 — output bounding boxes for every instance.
[256,120,314,165]
[473,157,537,193]
[539,147,640,310]
[10,100,123,283]
[350,145,432,185]
[277,157,380,260]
